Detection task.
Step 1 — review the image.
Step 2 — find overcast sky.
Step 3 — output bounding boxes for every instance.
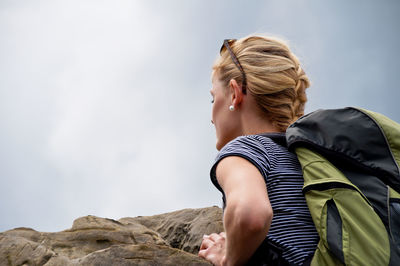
[1,0,399,232]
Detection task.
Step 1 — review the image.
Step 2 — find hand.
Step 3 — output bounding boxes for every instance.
[198,232,227,266]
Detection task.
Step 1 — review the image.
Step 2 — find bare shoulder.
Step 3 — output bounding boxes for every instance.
[216,156,267,197]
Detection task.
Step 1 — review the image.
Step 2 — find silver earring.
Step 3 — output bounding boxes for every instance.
[229,105,235,111]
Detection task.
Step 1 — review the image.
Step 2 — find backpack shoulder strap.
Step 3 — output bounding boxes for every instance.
[260,132,287,147]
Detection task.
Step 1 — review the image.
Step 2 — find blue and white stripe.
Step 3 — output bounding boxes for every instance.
[210,134,319,265]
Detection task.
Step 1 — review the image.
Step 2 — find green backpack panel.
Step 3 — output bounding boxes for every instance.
[286,107,400,266]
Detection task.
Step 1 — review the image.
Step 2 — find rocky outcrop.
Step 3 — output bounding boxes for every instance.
[0,206,223,265]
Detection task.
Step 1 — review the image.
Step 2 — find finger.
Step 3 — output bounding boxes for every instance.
[198,247,220,266]
[219,232,226,238]
[199,238,213,250]
[208,233,221,242]
[198,248,207,258]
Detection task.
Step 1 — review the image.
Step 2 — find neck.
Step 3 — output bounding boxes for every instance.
[233,92,283,137]
[239,111,281,136]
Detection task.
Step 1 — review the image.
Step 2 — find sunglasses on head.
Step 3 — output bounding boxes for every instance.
[220,39,247,94]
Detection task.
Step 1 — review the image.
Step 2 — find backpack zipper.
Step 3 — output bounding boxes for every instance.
[355,108,398,242]
[387,185,394,240]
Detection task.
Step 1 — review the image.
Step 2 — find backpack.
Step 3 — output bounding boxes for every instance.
[285,107,400,266]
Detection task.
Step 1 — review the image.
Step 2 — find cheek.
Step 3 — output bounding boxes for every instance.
[212,104,218,123]
[211,100,217,122]
[212,100,224,126]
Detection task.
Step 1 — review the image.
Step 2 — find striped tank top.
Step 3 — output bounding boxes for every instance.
[210,133,319,265]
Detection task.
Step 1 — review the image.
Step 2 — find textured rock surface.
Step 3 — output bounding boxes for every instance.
[0,206,223,265]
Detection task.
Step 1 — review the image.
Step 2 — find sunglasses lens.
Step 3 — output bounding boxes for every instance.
[220,39,236,54]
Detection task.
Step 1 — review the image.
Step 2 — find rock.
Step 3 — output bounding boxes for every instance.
[0,234,55,265]
[0,206,223,265]
[74,243,210,266]
[120,205,224,254]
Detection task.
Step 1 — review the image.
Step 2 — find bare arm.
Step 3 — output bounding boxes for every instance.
[199,156,273,266]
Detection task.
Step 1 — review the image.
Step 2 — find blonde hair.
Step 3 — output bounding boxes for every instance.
[213,35,309,132]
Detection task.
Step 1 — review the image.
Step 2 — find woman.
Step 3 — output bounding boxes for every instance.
[198,36,319,266]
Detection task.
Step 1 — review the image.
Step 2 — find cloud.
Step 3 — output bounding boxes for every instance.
[1,0,399,232]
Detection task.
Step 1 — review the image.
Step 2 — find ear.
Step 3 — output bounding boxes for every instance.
[229,79,244,108]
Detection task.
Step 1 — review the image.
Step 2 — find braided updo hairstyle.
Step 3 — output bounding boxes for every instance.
[213,35,309,132]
